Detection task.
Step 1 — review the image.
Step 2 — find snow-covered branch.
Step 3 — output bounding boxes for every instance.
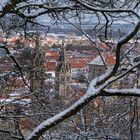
[102,89,140,97]
[27,83,140,140]
[0,0,24,18]
[96,20,140,85]
[75,0,140,18]
[0,1,140,140]
[27,78,100,140]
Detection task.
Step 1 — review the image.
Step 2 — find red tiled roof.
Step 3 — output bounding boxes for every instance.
[8,37,18,43]
[104,53,116,65]
[69,57,92,69]
[45,61,56,71]
[45,50,59,60]
[99,42,108,49]
[70,62,86,69]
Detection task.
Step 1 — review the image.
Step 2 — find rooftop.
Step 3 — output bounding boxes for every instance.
[89,53,115,66]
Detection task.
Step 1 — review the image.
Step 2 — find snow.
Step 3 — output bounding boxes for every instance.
[27,78,99,140]
[75,0,133,13]
[97,69,112,82]
[89,55,104,65]
[28,86,140,140]
[0,99,30,102]
[86,78,99,95]
[0,0,10,11]
[118,20,140,45]
[27,95,91,139]
[105,88,140,96]
[27,67,140,139]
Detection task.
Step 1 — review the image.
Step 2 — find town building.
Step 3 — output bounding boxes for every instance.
[88,53,116,81]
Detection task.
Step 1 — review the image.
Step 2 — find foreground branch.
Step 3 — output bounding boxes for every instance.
[27,77,140,140]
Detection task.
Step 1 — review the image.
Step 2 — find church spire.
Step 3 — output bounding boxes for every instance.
[55,39,71,97]
[30,32,45,92]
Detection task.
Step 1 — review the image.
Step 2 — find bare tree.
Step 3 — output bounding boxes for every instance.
[0,0,140,140]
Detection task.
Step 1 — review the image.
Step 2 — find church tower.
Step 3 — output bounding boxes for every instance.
[30,33,45,92]
[55,40,71,97]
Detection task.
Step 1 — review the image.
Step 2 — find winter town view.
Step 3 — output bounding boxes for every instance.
[0,0,140,140]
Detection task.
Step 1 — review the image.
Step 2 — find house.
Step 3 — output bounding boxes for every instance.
[44,49,59,78]
[45,61,56,78]
[69,57,93,78]
[88,53,115,81]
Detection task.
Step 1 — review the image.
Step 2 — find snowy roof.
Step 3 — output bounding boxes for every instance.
[89,55,104,65]
[89,53,115,66]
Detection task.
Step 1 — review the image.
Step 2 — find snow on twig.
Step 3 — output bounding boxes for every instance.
[103,88,140,97]
[27,78,99,140]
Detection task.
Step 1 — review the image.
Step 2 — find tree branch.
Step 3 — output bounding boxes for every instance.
[96,20,140,85]
[74,0,140,18]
